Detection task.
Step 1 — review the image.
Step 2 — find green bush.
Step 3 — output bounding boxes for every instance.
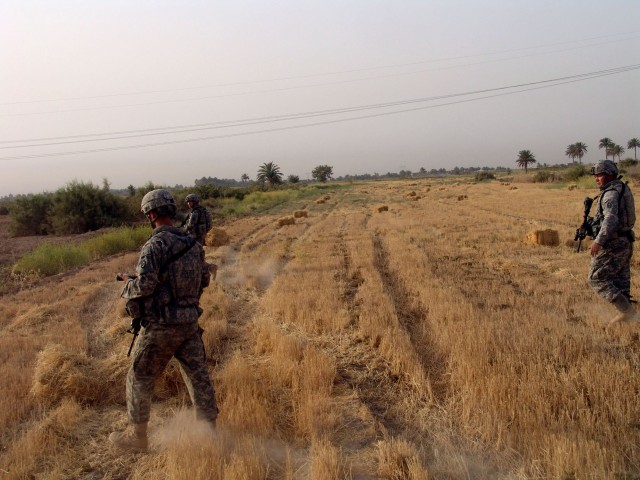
[563,165,590,183]
[9,193,54,236]
[619,158,638,169]
[50,181,131,234]
[532,171,560,183]
[474,172,495,182]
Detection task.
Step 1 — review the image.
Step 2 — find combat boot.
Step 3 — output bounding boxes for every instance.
[609,295,638,326]
[109,422,148,452]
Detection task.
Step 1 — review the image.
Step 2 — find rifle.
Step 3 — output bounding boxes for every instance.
[574,197,594,252]
[116,274,141,357]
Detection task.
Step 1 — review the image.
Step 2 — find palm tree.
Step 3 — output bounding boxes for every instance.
[628,138,640,160]
[599,137,614,159]
[610,144,625,161]
[573,142,587,164]
[256,162,283,186]
[240,173,250,183]
[516,150,536,173]
[565,144,577,164]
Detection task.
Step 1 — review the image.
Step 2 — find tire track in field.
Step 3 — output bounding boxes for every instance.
[331,224,398,439]
[208,217,311,364]
[371,232,450,404]
[329,218,437,444]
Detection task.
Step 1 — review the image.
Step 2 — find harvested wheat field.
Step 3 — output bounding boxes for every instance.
[1,179,639,479]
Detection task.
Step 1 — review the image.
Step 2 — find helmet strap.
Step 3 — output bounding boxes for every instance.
[146,211,159,228]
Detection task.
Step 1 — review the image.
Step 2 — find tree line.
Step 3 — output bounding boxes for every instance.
[516,136,639,173]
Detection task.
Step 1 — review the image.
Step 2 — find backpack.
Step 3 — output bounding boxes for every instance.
[202,207,213,233]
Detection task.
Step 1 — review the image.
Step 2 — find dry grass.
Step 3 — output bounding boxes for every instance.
[1,179,639,479]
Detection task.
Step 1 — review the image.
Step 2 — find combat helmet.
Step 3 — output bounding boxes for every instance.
[185,193,200,204]
[141,189,177,217]
[591,159,618,176]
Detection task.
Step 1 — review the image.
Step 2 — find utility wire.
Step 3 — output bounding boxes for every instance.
[2,64,638,148]
[3,36,639,118]
[0,64,637,162]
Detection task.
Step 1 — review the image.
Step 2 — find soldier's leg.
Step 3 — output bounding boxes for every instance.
[126,326,176,424]
[588,248,626,302]
[111,326,175,451]
[174,326,218,424]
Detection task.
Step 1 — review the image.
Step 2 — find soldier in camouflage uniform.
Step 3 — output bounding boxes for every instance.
[588,160,637,326]
[109,189,218,452]
[183,193,211,245]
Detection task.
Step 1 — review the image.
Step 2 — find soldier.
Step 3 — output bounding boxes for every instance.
[183,193,212,245]
[109,189,218,452]
[588,160,637,326]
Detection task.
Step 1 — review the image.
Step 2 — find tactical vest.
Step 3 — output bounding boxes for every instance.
[593,179,636,240]
[156,233,202,308]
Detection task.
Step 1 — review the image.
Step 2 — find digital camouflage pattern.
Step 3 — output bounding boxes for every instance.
[589,237,632,302]
[121,226,210,324]
[184,205,212,245]
[127,322,218,423]
[589,178,635,302]
[120,225,217,424]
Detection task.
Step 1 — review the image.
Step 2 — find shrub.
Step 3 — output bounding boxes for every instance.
[619,158,638,169]
[0,204,10,215]
[531,171,559,183]
[563,165,590,183]
[474,172,495,182]
[50,181,131,234]
[9,193,54,236]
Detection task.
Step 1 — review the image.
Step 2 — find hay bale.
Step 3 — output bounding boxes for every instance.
[278,216,295,227]
[525,229,560,246]
[205,228,230,247]
[378,205,389,213]
[293,210,308,218]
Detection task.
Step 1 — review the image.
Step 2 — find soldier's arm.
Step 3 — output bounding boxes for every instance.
[121,241,162,299]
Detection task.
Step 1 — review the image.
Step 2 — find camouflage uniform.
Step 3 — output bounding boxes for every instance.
[120,225,218,424]
[588,178,634,302]
[184,205,210,245]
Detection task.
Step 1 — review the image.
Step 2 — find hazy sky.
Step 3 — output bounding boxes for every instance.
[1,1,639,196]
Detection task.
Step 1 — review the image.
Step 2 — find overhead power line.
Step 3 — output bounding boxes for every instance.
[0,63,637,162]
[2,64,638,149]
